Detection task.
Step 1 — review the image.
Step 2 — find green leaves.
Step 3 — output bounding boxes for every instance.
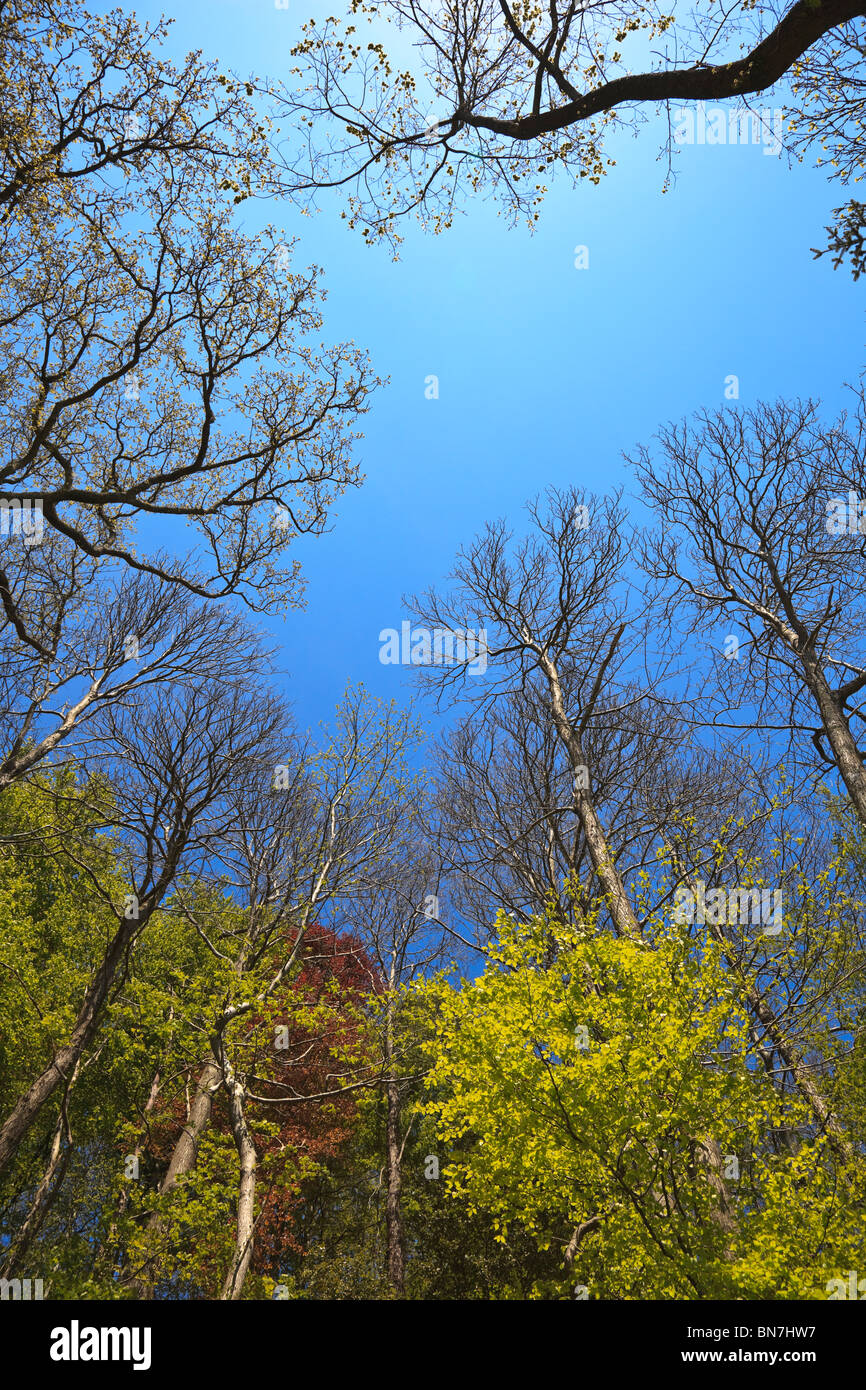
[415,906,863,1299]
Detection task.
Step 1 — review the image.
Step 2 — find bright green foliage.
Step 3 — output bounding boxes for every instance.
[416,908,865,1300]
[0,769,158,1294]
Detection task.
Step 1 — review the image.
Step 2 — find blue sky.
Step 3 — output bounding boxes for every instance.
[124,0,864,737]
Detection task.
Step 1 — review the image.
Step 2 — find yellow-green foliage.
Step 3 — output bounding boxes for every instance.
[416,910,864,1299]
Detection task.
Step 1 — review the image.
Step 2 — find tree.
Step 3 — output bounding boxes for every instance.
[633,393,866,831]
[410,488,659,939]
[119,920,381,1301]
[0,767,133,1287]
[417,897,864,1298]
[0,771,385,1299]
[0,0,378,639]
[344,837,452,1295]
[410,482,854,1200]
[427,680,742,935]
[125,685,425,1299]
[0,0,270,219]
[0,645,283,1177]
[282,0,866,247]
[0,560,267,793]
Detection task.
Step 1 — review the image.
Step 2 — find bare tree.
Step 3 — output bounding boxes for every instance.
[412,482,854,1177]
[0,651,284,1176]
[0,555,272,794]
[429,680,744,937]
[411,488,654,938]
[632,393,866,830]
[627,393,866,1160]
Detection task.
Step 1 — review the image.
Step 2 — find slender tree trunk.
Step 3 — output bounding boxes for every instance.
[158,1057,223,1196]
[803,658,866,828]
[115,1063,163,1216]
[101,1060,162,1280]
[128,1054,223,1298]
[0,1059,80,1278]
[692,1135,737,1244]
[384,988,405,1296]
[0,910,150,1176]
[721,940,853,1164]
[539,650,641,938]
[220,1059,257,1301]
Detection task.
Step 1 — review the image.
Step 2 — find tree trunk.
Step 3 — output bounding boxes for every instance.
[0,1059,80,1277]
[128,1054,223,1298]
[385,1080,405,1295]
[692,1135,737,1247]
[803,658,866,829]
[0,911,146,1176]
[220,1061,257,1301]
[158,1057,223,1196]
[539,649,641,938]
[384,984,405,1295]
[726,947,852,1164]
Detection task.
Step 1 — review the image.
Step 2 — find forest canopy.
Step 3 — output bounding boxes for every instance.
[0,0,864,1308]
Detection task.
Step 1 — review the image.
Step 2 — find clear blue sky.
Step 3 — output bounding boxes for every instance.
[123,0,864,736]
